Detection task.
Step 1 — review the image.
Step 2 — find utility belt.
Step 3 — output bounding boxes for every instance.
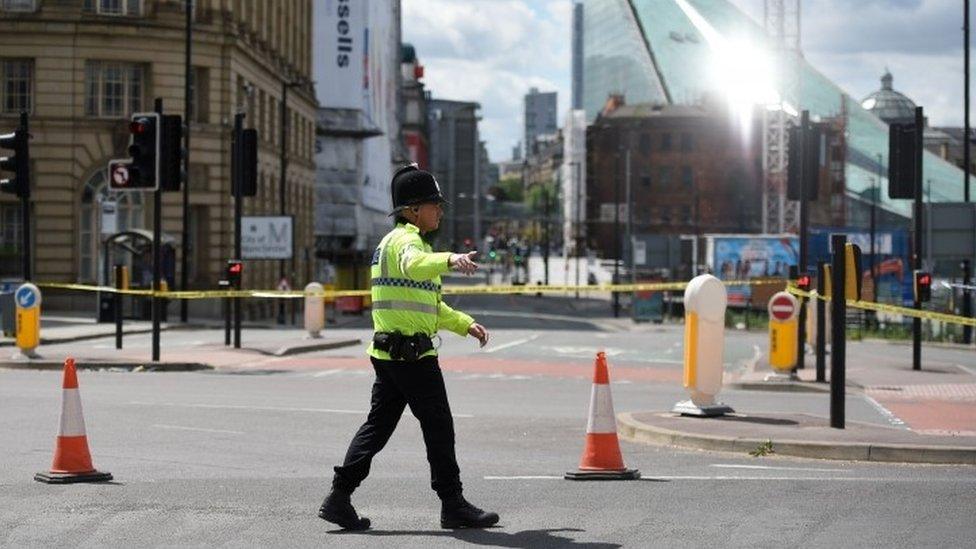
[373,331,434,361]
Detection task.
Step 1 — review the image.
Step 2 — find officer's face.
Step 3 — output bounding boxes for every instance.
[412,202,443,233]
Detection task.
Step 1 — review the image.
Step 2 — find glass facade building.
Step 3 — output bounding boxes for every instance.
[582,0,966,222]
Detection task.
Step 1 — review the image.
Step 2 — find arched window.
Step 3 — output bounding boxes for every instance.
[79,169,145,282]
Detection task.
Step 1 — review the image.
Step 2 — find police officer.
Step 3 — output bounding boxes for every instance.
[319,164,499,531]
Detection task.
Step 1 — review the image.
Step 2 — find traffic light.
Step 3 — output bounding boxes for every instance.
[126,112,160,189]
[226,259,243,287]
[0,119,29,198]
[159,114,183,192]
[787,123,821,201]
[231,127,258,197]
[888,122,917,199]
[913,270,932,303]
[844,242,862,301]
[796,274,812,292]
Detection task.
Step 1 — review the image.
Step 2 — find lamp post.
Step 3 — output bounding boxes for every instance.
[278,78,302,324]
[180,0,193,323]
[568,160,582,298]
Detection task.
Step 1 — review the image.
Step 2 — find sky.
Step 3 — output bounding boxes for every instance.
[401,0,972,163]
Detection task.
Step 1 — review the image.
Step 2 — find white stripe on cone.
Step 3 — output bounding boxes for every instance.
[59,388,88,437]
[585,384,617,434]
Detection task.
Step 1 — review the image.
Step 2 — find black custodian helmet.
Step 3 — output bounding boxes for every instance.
[390,163,447,215]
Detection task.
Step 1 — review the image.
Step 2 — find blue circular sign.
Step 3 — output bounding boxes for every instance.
[15,284,39,309]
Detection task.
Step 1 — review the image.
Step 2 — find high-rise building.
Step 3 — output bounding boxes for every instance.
[427,99,481,248]
[571,2,584,110]
[581,0,965,226]
[524,87,557,156]
[0,0,317,317]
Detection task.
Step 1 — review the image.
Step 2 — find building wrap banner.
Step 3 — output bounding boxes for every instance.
[317,0,365,110]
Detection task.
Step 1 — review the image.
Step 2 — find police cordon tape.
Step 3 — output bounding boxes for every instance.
[35,279,976,326]
[36,278,786,300]
[787,285,976,328]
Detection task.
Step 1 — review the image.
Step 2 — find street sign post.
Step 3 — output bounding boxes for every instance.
[767,291,799,378]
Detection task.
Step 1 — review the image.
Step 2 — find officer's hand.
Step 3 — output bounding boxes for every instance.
[449,251,479,275]
[468,323,490,348]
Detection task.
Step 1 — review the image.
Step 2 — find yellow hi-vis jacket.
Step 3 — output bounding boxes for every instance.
[367,222,474,360]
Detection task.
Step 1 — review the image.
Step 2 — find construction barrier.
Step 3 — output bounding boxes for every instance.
[35,358,113,484]
[565,352,639,480]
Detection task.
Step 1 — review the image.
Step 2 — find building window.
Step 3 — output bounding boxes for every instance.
[85,0,143,16]
[681,205,692,224]
[680,133,693,152]
[658,166,673,187]
[1,59,32,114]
[660,133,672,152]
[638,133,651,154]
[188,66,209,124]
[85,61,145,118]
[79,169,144,283]
[0,202,21,253]
[681,166,694,188]
[640,173,652,188]
[1,0,36,12]
[0,202,21,277]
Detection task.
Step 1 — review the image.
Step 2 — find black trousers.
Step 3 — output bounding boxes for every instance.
[332,355,462,499]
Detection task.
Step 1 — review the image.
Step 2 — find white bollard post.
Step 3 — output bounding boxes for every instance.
[672,274,734,417]
[304,282,324,338]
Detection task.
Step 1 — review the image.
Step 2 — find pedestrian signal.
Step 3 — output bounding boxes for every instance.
[226,259,243,286]
[913,271,931,303]
[796,274,812,292]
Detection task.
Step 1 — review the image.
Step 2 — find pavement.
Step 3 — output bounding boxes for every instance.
[622,337,976,465]
[0,313,362,371]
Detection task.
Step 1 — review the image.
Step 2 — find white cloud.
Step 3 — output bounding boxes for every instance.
[731,0,971,127]
[403,0,571,161]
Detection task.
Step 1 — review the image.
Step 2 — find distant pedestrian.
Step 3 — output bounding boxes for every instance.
[319,164,499,531]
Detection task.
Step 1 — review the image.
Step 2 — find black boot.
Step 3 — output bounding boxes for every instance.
[440,494,499,529]
[319,489,371,531]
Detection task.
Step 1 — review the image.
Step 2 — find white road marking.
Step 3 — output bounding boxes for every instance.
[483,334,540,354]
[710,464,849,473]
[128,401,474,419]
[151,424,244,435]
[484,475,976,482]
[863,394,907,427]
[312,369,343,377]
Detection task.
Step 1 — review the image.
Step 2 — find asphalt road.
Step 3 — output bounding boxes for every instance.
[3,361,974,547]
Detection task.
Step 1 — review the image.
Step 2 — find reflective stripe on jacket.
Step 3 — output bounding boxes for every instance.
[367,222,474,360]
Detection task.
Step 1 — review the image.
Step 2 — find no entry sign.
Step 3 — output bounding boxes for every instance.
[768,292,798,322]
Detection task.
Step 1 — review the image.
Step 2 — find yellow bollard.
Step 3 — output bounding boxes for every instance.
[767,291,799,379]
[673,274,734,417]
[14,283,41,358]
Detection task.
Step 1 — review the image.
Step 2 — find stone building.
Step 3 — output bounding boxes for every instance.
[0,0,317,318]
[585,100,763,259]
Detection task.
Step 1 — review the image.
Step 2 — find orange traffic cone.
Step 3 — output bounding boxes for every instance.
[565,352,640,480]
[34,358,112,484]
